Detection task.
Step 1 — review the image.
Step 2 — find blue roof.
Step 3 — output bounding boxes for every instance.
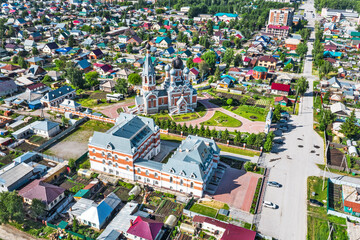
[77,59,91,69]
[221,75,236,81]
[56,47,72,53]
[42,86,75,101]
[214,13,238,18]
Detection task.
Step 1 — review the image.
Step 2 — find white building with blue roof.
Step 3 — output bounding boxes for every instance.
[40,85,75,107]
[89,113,220,197]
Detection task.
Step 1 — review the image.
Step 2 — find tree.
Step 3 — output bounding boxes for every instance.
[272,105,281,122]
[295,77,309,96]
[319,108,335,131]
[221,129,229,140]
[85,71,99,87]
[296,42,308,58]
[211,129,217,138]
[55,59,66,71]
[244,162,256,171]
[201,51,216,71]
[18,57,28,69]
[66,67,85,88]
[199,61,209,80]
[30,198,46,219]
[126,44,133,53]
[115,78,128,95]
[186,57,197,69]
[32,47,39,55]
[222,48,234,66]
[42,75,52,84]
[246,133,256,146]
[206,20,214,35]
[340,110,359,139]
[226,98,233,106]
[233,54,242,67]
[264,138,273,152]
[128,73,142,85]
[0,191,24,223]
[283,63,293,72]
[12,55,18,64]
[214,67,220,81]
[72,217,78,232]
[68,35,75,47]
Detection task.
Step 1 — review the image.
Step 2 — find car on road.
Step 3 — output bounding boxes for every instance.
[267,181,282,188]
[263,201,278,209]
[309,199,324,207]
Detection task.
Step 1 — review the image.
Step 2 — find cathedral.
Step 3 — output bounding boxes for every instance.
[131,44,198,115]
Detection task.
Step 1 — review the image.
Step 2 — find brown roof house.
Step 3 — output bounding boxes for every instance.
[257,55,277,70]
[19,179,65,211]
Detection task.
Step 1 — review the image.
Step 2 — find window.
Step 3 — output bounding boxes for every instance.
[102,151,105,156]
[102,159,105,164]
[190,182,194,188]
[115,163,118,167]
[154,172,158,178]
[138,176,142,180]
[147,178,150,182]
[93,156,96,160]
[103,167,106,172]
[180,179,183,186]
[170,177,173,183]
[108,160,112,165]
[107,153,112,158]
[116,171,119,175]
[115,155,118,160]
[127,166,130,171]
[126,157,129,161]
[137,168,141,173]
[146,170,149,176]
[92,149,95,153]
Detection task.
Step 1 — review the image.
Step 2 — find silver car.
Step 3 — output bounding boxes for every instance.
[267,181,282,188]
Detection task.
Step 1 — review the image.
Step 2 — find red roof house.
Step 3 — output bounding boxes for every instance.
[275,96,290,106]
[271,83,290,96]
[193,216,256,240]
[126,216,163,240]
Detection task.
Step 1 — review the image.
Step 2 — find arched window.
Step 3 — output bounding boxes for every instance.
[102,151,105,156]
[107,153,112,158]
[126,166,130,171]
[102,159,105,164]
[190,182,194,188]
[154,172,158,178]
[180,179,183,186]
[144,76,147,84]
[115,163,118,167]
[146,170,149,176]
[115,155,118,160]
[137,168,141,173]
[170,177,173,183]
[92,149,95,153]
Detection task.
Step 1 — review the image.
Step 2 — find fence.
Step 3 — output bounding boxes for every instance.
[34,117,89,153]
[49,107,116,124]
[46,222,94,240]
[39,152,65,163]
[75,151,89,166]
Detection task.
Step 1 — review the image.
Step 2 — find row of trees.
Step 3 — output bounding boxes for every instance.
[154,117,270,150]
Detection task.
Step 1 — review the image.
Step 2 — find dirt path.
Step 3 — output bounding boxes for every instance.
[0,224,40,240]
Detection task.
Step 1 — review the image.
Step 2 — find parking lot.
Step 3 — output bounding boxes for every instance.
[210,167,262,212]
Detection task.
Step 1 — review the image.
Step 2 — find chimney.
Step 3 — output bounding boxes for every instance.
[130,219,134,226]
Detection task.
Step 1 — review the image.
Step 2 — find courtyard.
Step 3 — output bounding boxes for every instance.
[210,167,262,212]
[44,120,114,160]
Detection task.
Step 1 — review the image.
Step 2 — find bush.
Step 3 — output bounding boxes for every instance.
[118,180,134,189]
[128,194,135,201]
[244,162,256,171]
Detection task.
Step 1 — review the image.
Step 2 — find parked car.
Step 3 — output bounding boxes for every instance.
[263,201,278,209]
[279,119,287,123]
[267,181,282,188]
[309,199,324,207]
[279,126,288,132]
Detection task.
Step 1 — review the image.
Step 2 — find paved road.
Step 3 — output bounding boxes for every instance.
[258,2,325,239]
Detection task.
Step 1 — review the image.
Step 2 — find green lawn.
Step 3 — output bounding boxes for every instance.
[307,176,348,240]
[219,144,260,157]
[190,204,217,218]
[216,214,229,222]
[195,103,207,117]
[150,113,172,121]
[172,112,199,122]
[224,105,267,122]
[203,111,242,127]
[160,134,184,142]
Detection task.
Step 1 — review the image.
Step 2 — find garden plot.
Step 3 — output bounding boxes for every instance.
[155,199,183,222]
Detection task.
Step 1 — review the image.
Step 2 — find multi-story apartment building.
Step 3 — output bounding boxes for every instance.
[88,113,220,197]
[268,8,294,26]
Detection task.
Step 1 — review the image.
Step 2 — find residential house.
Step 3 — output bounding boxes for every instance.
[26,57,45,66]
[118,35,129,44]
[193,216,256,240]
[42,42,59,54]
[76,59,92,72]
[266,25,289,38]
[258,56,277,70]
[125,216,164,240]
[89,49,104,60]
[69,192,121,230]
[127,36,143,46]
[19,179,65,211]
[252,66,268,80]
[155,37,172,48]
[27,65,46,76]
[0,80,18,97]
[23,40,36,51]
[59,99,82,112]
[285,38,301,50]
[12,120,60,139]
[189,67,200,83]
[271,83,290,95]
[40,85,76,107]
[274,96,290,106]
[218,75,236,88]
[100,80,116,93]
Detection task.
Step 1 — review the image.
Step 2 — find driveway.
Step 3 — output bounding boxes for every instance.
[210,167,262,212]
[0,224,42,240]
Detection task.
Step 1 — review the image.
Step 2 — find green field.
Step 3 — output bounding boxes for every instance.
[203,111,242,127]
[172,112,200,122]
[225,105,267,122]
[190,204,217,218]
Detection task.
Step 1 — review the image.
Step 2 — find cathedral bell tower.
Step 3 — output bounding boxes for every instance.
[142,44,156,92]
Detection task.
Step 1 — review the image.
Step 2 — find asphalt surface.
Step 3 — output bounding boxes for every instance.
[257,2,325,239]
